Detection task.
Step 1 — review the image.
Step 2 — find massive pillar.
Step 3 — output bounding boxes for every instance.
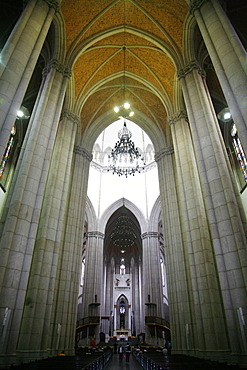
[169,110,229,359]
[156,147,193,352]
[141,231,163,345]
[58,145,92,347]
[102,258,115,337]
[190,0,247,154]
[47,144,92,355]
[0,58,70,367]
[81,231,105,344]
[17,109,79,360]
[132,259,141,335]
[0,0,60,160]
[178,60,247,366]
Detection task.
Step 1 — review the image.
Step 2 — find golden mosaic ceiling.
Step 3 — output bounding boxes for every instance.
[61,0,189,134]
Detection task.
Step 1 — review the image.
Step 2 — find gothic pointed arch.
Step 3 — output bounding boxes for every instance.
[99,198,147,234]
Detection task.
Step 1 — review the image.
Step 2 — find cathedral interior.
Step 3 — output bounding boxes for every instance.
[0,0,247,368]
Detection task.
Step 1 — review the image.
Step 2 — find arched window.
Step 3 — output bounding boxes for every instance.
[231,123,247,187]
[81,257,85,286]
[0,126,16,185]
[120,258,125,274]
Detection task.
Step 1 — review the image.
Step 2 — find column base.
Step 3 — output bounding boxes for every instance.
[0,354,16,369]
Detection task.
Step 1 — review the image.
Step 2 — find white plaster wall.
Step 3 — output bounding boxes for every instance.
[87,166,159,219]
[87,119,159,218]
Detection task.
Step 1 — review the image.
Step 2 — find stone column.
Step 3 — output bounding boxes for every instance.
[82,231,104,315]
[156,147,193,353]
[138,259,144,333]
[190,0,247,153]
[0,0,60,160]
[141,231,163,344]
[114,305,117,332]
[142,232,163,317]
[101,261,107,317]
[0,59,70,366]
[103,260,114,334]
[81,230,104,343]
[48,145,92,354]
[178,60,247,364]
[16,109,79,360]
[133,261,140,335]
[169,110,229,356]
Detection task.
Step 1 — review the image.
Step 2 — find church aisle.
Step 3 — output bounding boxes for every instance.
[103,353,143,369]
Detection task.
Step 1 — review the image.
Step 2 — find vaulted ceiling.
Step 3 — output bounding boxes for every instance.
[1,0,246,144]
[59,0,247,141]
[60,0,189,138]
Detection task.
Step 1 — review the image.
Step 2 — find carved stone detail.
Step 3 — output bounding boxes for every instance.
[177,60,206,79]
[42,0,60,12]
[74,146,93,162]
[155,147,174,163]
[87,231,105,239]
[168,110,188,126]
[189,0,209,14]
[61,109,80,126]
[142,232,159,239]
[43,59,72,78]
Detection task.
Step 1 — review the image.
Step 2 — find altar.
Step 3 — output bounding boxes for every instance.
[114,329,131,341]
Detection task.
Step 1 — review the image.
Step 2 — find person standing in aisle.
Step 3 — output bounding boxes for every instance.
[118,344,124,360]
[125,343,131,362]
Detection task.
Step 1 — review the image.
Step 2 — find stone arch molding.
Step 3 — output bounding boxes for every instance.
[116,293,128,303]
[80,108,165,154]
[99,198,147,235]
[85,196,97,231]
[86,194,161,237]
[149,196,161,232]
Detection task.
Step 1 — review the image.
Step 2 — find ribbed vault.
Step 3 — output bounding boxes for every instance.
[61,0,188,140]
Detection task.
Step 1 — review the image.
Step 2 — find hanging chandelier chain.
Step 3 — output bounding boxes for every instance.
[108,2,145,178]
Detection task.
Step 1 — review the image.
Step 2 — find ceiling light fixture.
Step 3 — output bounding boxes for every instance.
[217,107,232,122]
[17,106,30,120]
[111,215,136,248]
[108,121,145,177]
[114,102,134,118]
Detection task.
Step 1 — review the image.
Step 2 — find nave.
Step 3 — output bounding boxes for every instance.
[5,352,242,370]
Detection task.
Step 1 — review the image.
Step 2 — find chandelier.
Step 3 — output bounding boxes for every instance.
[111,215,136,247]
[107,0,146,177]
[108,121,145,177]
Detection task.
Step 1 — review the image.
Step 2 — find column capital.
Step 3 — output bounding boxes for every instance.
[74,146,93,162]
[24,0,60,12]
[87,231,105,239]
[189,0,209,14]
[177,60,206,79]
[141,231,159,240]
[155,146,174,163]
[42,0,60,12]
[168,110,188,126]
[61,109,80,126]
[43,59,72,78]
